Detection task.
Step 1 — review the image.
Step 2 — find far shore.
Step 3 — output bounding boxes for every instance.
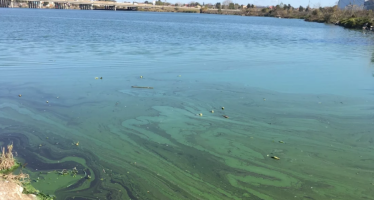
[3,3,373,30]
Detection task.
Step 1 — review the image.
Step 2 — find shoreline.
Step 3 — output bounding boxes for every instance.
[0,144,55,200]
[2,5,371,30]
[200,7,372,30]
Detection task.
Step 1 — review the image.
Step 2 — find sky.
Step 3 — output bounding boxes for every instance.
[250,0,337,7]
[173,0,338,7]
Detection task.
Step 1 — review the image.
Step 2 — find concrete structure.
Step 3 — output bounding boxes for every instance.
[54,2,64,9]
[0,0,13,7]
[364,0,374,10]
[79,4,93,9]
[28,1,41,8]
[338,0,365,10]
[0,0,199,12]
[55,2,68,9]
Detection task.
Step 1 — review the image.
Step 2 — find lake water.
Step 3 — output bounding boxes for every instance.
[1,8,374,200]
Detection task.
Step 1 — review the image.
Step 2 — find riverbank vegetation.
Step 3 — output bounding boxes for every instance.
[259,4,373,29]
[0,143,16,172]
[0,143,55,200]
[200,2,374,29]
[157,0,373,29]
[138,6,200,13]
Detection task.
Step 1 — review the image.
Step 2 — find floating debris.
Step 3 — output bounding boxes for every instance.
[223,115,229,118]
[72,167,78,177]
[100,77,103,79]
[18,94,22,97]
[279,141,284,143]
[221,107,225,110]
[271,156,280,160]
[46,101,49,103]
[75,142,79,146]
[58,169,69,176]
[178,75,181,77]
[56,96,59,99]
[21,163,28,169]
[131,86,153,89]
[211,110,214,113]
[140,76,143,79]
[263,98,266,101]
[199,113,203,117]
[95,77,99,79]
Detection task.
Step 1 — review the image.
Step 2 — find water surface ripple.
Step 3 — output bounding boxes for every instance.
[1,8,374,200]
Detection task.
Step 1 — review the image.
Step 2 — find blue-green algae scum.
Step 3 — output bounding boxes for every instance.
[1,8,374,200]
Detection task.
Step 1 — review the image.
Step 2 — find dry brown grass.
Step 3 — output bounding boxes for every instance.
[0,143,15,171]
[0,143,30,184]
[2,172,30,185]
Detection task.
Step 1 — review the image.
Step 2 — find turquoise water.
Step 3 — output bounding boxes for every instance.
[1,8,374,200]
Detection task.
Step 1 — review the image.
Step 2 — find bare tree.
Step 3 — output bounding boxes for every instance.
[313,3,321,9]
[222,0,232,9]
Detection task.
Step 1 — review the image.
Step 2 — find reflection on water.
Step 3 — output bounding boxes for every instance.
[1,8,374,200]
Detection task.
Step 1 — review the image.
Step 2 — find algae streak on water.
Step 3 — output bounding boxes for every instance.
[1,9,374,200]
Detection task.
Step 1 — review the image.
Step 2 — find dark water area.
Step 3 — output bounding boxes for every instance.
[1,8,374,200]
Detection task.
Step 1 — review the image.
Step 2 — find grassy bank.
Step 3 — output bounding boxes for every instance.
[303,7,373,28]
[0,144,55,200]
[202,6,374,29]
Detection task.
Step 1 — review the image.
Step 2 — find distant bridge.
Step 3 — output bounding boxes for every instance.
[0,0,200,11]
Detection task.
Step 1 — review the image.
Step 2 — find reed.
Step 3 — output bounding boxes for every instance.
[2,172,29,185]
[0,144,15,171]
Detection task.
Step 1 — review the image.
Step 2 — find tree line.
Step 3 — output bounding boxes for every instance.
[139,0,313,11]
[211,1,313,11]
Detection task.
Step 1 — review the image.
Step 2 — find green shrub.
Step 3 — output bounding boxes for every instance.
[340,17,371,28]
[312,9,319,16]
